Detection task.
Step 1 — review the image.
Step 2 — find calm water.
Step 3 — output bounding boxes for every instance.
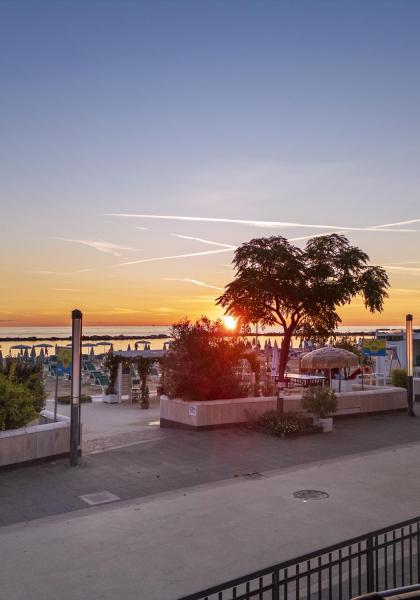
[0,325,396,357]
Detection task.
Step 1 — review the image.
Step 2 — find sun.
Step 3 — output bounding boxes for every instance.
[223,315,237,331]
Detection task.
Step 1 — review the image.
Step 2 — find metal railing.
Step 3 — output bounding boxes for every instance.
[178,516,420,600]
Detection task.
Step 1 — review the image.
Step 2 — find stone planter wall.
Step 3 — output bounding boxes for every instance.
[160,387,407,430]
[0,410,72,468]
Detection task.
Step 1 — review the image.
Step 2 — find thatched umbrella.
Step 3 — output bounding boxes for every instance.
[300,346,358,391]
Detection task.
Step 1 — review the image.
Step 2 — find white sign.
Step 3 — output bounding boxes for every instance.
[188,405,197,417]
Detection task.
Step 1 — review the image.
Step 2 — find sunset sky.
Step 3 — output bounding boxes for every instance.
[1,1,420,328]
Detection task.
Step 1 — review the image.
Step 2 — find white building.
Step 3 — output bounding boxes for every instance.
[375,328,420,376]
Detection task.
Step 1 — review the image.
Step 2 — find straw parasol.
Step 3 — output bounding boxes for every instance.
[300,346,358,391]
[271,340,280,379]
[301,347,359,370]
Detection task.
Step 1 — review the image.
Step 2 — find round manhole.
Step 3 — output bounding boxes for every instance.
[293,490,329,501]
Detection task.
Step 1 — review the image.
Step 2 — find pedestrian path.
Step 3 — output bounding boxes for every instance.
[2,440,420,600]
[2,412,420,528]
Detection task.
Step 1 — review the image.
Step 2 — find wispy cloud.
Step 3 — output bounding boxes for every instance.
[135,226,148,231]
[172,233,236,249]
[56,237,142,257]
[384,265,420,273]
[105,213,417,233]
[51,288,84,292]
[163,278,224,291]
[152,307,177,313]
[114,247,233,267]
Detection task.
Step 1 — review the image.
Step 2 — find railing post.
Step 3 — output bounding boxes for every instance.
[366,535,375,593]
[273,568,280,600]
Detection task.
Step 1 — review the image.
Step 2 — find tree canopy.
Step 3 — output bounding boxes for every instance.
[216,234,389,378]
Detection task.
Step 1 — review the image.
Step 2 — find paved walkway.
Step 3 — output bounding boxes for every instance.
[2,440,420,600]
[2,412,420,528]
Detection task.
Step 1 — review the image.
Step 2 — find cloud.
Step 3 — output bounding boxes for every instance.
[51,288,84,292]
[172,234,236,249]
[385,265,420,273]
[114,247,233,267]
[105,213,417,233]
[163,278,224,291]
[151,307,177,313]
[135,226,148,230]
[56,237,142,257]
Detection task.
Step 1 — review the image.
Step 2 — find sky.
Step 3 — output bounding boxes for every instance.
[1,0,420,328]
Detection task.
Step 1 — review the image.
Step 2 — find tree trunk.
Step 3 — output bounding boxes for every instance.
[278,327,295,380]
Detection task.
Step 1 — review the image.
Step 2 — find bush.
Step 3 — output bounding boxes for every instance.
[58,394,92,405]
[0,374,38,430]
[391,368,408,389]
[162,318,249,401]
[302,386,337,419]
[256,410,321,436]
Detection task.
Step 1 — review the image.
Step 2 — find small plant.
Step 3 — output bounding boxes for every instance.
[302,386,337,419]
[58,395,92,405]
[390,368,408,389]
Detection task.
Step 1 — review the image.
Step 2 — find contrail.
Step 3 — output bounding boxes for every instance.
[105,212,417,232]
[114,247,233,267]
[163,278,224,291]
[172,233,236,249]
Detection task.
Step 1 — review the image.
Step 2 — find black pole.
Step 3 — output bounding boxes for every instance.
[406,314,415,417]
[70,309,82,465]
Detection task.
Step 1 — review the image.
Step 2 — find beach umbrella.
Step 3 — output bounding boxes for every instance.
[89,346,95,359]
[30,346,36,359]
[34,342,54,356]
[39,348,45,362]
[127,344,132,351]
[10,344,32,351]
[271,340,280,379]
[300,346,359,391]
[23,348,29,359]
[97,341,112,353]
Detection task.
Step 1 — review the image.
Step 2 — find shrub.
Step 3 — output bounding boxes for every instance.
[391,368,408,389]
[58,395,92,404]
[256,410,320,436]
[302,386,337,419]
[162,317,249,401]
[0,374,38,430]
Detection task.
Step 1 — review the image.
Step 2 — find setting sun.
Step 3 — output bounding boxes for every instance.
[223,315,237,331]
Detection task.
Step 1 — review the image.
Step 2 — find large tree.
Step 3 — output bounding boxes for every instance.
[216,234,389,379]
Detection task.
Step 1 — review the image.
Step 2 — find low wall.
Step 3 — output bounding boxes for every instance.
[0,410,71,468]
[160,387,407,430]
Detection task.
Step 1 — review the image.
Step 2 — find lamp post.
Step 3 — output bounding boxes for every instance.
[70,309,82,465]
[406,314,415,417]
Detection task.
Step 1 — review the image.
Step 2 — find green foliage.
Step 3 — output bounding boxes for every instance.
[162,317,248,401]
[0,360,46,430]
[256,410,321,436]
[331,339,362,360]
[58,395,92,404]
[391,368,408,389]
[302,386,338,419]
[217,234,389,377]
[0,374,38,430]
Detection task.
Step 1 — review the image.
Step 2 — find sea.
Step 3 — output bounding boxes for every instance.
[0,325,398,357]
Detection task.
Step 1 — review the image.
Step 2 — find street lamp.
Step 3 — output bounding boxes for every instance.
[70,309,82,465]
[406,314,415,417]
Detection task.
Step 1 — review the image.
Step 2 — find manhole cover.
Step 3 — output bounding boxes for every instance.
[79,491,120,506]
[293,490,329,501]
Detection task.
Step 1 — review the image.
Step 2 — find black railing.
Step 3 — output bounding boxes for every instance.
[178,516,420,600]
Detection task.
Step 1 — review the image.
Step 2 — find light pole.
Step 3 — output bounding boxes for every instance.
[70,309,82,465]
[406,314,415,417]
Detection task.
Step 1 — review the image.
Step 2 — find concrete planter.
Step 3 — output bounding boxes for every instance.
[0,410,72,468]
[103,394,118,404]
[319,417,333,432]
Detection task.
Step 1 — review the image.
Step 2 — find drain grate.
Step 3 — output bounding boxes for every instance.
[79,491,120,506]
[293,490,329,501]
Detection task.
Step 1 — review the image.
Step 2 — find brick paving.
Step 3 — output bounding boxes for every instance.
[1,412,420,528]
